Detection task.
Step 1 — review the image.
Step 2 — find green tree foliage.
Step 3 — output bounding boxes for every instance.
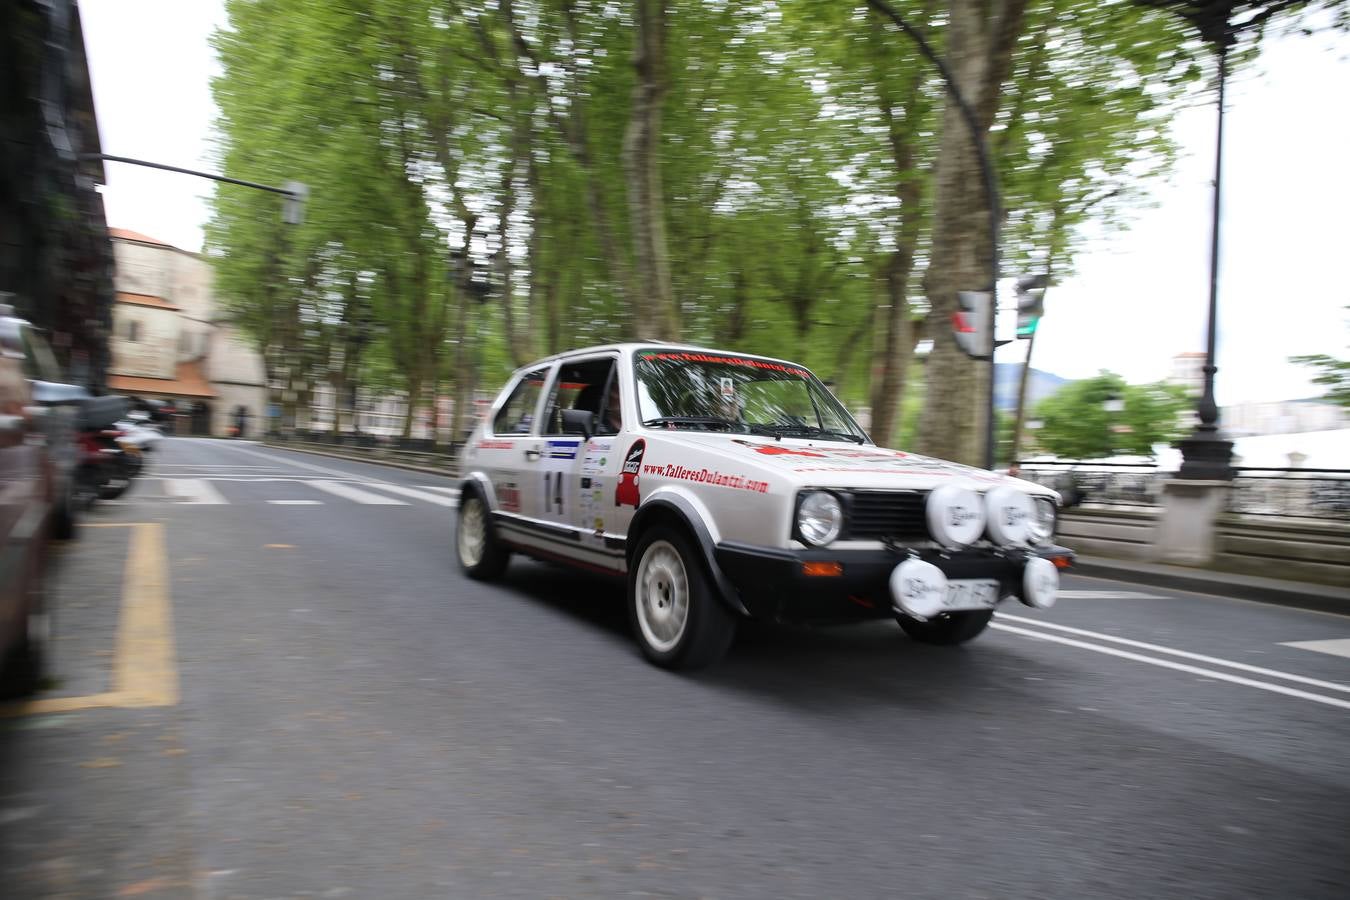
[206,0,1313,450]
[1031,372,1190,459]
[1288,306,1350,408]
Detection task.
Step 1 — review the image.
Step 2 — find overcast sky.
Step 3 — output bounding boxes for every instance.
[79,0,1348,407]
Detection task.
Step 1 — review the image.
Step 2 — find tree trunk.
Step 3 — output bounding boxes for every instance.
[915,0,1028,466]
[622,0,679,341]
[869,250,916,448]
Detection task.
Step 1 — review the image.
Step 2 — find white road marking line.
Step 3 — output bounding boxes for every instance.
[212,441,398,480]
[156,465,282,469]
[267,499,324,505]
[164,479,228,505]
[364,483,459,507]
[998,613,1350,694]
[990,623,1350,711]
[1281,638,1350,660]
[1055,590,1168,600]
[307,480,407,505]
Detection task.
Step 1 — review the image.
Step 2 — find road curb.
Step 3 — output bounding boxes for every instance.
[260,441,462,480]
[1072,556,1350,616]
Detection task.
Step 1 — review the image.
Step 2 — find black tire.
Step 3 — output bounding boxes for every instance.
[96,456,134,501]
[456,488,510,580]
[0,568,46,700]
[627,525,735,670]
[50,480,77,540]
[897,609,994,646]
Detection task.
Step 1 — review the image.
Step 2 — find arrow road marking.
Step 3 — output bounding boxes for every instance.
[1281,638,1350,660]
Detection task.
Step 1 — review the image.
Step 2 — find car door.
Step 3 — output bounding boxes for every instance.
[527,354,627,570]
[475,365,552,524]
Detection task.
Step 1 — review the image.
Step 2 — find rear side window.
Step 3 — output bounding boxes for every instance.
[492,368,549,435]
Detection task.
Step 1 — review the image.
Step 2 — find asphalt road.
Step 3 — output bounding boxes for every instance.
[2,437,1348,899]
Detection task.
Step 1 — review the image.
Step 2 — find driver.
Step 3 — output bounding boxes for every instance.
[602,378,622,433]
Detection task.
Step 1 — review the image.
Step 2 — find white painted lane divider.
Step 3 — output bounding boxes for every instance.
[164,479,228,505]
[1055,590,1168,600]
[998,613,1350,694]
[307,480,407,505]
[991,623,1350,711]
[267,499,324,505]
[364,483,459,507]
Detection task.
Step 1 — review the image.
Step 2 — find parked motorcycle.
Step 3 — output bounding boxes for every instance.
[73,396,137,506]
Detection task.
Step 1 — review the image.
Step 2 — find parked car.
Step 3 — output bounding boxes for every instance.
[0,304,52,696]
[457,343,1074,670]
[0,304,87,539]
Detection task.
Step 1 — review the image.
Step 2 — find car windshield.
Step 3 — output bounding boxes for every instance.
[633,349,868,443]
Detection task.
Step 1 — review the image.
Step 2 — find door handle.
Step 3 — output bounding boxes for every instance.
[524,447,542,460]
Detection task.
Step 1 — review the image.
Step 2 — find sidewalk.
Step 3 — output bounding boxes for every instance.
[1073,555,1350,616]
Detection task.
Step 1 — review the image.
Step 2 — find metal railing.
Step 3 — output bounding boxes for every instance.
[1228,468,1350,520]
[1012,462,1170,509]
[1012,461,1350,520]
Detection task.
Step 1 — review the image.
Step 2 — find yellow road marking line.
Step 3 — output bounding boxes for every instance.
[1,522,178,718]
[114,523,178,707]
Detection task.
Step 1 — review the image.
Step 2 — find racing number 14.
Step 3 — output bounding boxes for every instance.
[543,471,565,515]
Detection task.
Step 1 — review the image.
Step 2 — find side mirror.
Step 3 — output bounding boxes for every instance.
[560,408,594,440]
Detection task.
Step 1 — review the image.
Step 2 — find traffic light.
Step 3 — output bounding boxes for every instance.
[952,291,991,359]
[1015,274,1048,338]
[283,181,309,225]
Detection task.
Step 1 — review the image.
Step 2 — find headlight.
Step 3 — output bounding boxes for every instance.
[797,491,844,546]
[1028,497,1057,545]
[925,485,985,549]
[984,486,1036,547]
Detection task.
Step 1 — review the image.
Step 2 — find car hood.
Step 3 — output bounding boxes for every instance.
[642,431,1059,499]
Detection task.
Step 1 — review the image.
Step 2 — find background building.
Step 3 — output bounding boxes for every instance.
[0,0,113,389]
[105,228,265,436]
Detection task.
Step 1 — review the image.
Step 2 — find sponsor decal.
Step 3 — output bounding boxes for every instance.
[547,439,582,460]
[615,439,646,508]
[643,462,770,494]
[752,445,826,458]
[639,351,810,379]
[498,481,521,512]
[477,439,516,451]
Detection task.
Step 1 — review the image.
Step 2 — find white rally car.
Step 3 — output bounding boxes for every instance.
[457,343,1072,669]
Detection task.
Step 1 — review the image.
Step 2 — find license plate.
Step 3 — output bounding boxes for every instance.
[943,579,999,611]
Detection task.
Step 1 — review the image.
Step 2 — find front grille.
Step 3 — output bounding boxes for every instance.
[846,490,929,541]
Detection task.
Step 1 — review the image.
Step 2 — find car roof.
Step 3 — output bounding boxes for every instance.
[521,342,812,373]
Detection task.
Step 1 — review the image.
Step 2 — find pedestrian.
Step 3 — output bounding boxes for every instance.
[234,405,248,440]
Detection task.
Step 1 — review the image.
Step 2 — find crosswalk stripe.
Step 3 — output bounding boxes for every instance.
[415,485,461,497]
[307,480,407,505]
[364,483,459,507]
[268,499,324,505]
[164,479,228,505]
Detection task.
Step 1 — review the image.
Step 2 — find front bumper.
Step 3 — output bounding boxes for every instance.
[713,541,1075,623]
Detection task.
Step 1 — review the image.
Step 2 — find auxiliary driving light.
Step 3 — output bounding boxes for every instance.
[1020,557,1059,609]
[890,558,949,620]
[925,485,985,549]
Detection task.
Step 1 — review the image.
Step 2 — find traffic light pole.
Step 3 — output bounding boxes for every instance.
[864,0,1002,470]
[82,154,308,224]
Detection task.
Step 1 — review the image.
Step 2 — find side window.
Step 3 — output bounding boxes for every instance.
[21,327,63,383]
[492,368,548,435]
[541,357,619,436]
